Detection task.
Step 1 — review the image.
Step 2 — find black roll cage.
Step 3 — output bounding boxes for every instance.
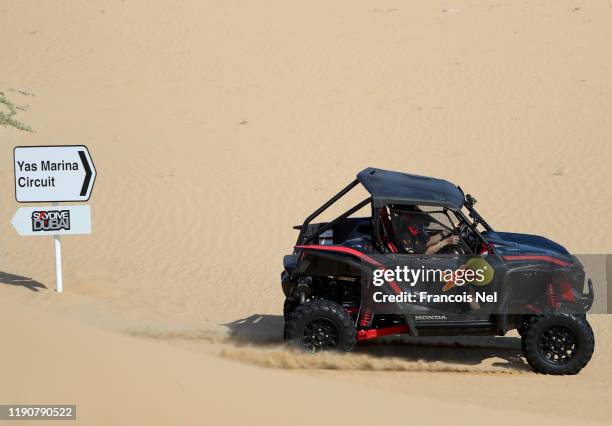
[461,190,494,232]
[296,179,359,245]
[296,178,493,252]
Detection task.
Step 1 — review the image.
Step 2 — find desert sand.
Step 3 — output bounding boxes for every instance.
[1,0,611,424]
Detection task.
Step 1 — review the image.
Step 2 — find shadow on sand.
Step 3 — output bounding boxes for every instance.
[0,271,47,292]
[223,314,530,372]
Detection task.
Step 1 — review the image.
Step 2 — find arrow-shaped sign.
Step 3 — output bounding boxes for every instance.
[11,205,92,236]
[14,145,97,202]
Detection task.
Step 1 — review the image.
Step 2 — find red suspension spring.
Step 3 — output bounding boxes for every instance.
[359,310,372,327]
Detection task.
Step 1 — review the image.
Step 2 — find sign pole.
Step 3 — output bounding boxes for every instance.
[53,234,63,293]
[51,201,63,293]
[11,204,92,293]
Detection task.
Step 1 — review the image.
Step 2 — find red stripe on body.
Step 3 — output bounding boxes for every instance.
[502,255,569,267]
[295,245,383,266]
[295,245,402,294]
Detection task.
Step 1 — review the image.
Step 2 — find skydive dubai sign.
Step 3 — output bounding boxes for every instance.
[14,145,96,202]
[12,145,97,293]
[11,205,92,236]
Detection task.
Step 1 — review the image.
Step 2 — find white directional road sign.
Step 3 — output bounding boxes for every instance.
[11,205,92,236]
[14,145,96,202]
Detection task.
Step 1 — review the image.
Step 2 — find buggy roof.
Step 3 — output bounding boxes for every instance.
[357,167,465,210]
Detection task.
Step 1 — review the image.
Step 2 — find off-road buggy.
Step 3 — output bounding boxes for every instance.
[281,168,595,374]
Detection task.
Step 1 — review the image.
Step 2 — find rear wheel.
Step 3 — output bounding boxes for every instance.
[521,313,594,375]
[284,299,356,352]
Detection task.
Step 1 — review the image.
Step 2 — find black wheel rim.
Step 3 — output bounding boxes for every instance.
[302,318,339,352]
[537,325,578,365]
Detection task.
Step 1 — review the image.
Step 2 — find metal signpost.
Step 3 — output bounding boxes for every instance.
[13,146,96,293]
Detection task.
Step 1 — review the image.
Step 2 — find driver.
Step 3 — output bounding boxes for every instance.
[423,230,460,254]
[396,210,460,254]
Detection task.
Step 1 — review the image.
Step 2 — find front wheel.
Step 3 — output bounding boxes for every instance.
[521,313,594,375]
[284,299,356,353]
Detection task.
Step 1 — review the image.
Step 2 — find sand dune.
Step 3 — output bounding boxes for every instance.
[1,0,611,424]
[6,299,594,426]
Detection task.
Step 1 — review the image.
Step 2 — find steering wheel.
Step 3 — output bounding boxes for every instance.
[438,228,472,255]
[458,222,470,240]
